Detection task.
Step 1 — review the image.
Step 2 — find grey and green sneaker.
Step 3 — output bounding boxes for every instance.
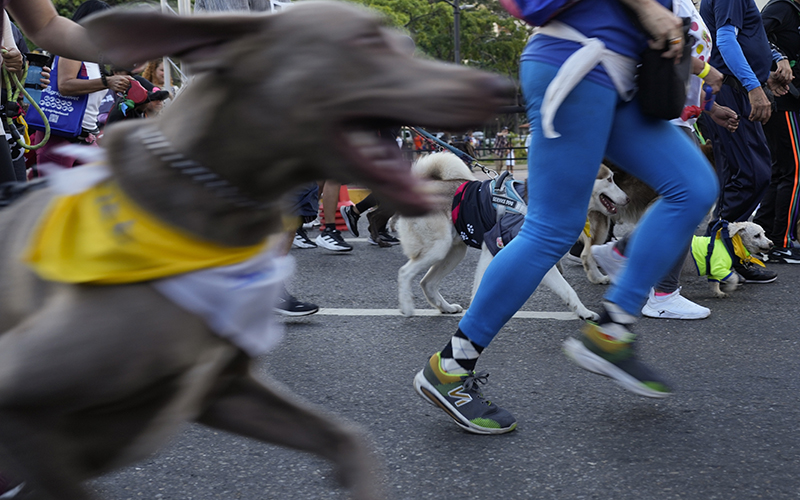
[563,321,672,398]
[413,352,517,434]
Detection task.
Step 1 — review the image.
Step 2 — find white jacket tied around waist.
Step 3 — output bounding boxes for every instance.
[535,21,638,139]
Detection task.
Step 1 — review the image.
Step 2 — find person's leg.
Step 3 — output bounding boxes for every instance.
[760,111,800,259]
[562,100,718,395]
[414,61,617,434]
[315,180,352,251]
[603,101,718,316]
[706,87,771,224]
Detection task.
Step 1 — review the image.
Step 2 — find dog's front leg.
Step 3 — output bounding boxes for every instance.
[197,371,385,500]
[540,266,599,320]
[581,213,611,285]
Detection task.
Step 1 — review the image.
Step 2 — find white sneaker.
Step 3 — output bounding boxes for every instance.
[315,227,353,252]
[591,241,626,282]
[641,287,710,320]
[292,228,317,249]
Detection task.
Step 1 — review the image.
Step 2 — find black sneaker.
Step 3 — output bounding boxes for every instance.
[377,231,400,245]
[565,240,583,264]
[367,235,392,247]
[315,227,353,252]
[767,246,800,264]
[292,227,317,249]
[274,293,319,316]
[735,262,777,283]
[339,205,360,237]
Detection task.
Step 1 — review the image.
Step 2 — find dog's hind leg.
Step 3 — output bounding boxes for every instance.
[397,233,459,316]
[197,360,384,500]
[419,240,468,314]
[540,266,599,321]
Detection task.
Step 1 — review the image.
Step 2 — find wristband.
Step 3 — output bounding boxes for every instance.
[698,62,711,80]
[101,73,109,88]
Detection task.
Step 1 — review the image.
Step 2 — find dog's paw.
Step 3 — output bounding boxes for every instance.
[578,309,600,321]
[439,303,463,314]
[399,305,416,316]
[589,274,610,285]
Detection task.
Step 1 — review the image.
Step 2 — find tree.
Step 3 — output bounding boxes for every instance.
[349,0,532,81]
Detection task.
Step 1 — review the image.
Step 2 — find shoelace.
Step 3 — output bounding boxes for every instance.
[462,371,490,393]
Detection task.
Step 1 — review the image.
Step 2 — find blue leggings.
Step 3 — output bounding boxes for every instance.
[459,61,719,347]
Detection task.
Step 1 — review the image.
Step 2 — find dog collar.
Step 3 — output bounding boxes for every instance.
[140,127,268,210]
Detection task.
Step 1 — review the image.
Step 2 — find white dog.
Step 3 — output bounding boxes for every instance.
[690,221,773,297]
[397,152,599,320]
[576,164,631,284]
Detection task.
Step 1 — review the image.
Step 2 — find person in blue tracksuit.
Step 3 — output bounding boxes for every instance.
[412,0,719,434]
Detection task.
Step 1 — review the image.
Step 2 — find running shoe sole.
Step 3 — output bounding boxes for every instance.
[274,306,319,317]
[743,276,777,284]
[412,370,517,435]
[563,338,671,399]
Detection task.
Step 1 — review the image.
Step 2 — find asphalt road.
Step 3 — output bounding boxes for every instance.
[90,216,800,500]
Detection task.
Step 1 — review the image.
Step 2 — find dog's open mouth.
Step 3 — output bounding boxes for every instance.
[337,125,436,216]
[599,194,618,215]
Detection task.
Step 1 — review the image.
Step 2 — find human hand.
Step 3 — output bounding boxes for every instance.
[1,46,23,74]
[634,0,685,61]
[709,104,739,132]
[767,72,789,97]
[703,65,724,94]
[107,74,132,93]
[39,66,50,87]
[774,58,793,85]
[748,86,772,123]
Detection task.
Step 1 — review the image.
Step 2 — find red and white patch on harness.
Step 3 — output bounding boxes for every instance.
[496,237,504,249]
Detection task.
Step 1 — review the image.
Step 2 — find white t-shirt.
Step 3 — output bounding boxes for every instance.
[82,62,107,131]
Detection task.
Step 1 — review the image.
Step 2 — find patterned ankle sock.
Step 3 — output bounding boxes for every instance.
[596,301,637,341]
[440,329,484,374]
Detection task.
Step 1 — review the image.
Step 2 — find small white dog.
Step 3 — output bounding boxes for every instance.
[690,221,773,297]
[397,152,599,320]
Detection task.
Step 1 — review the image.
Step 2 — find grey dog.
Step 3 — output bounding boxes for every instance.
[0,3,513,499]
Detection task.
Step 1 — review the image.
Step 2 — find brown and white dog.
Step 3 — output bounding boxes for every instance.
[575,164,631,284]
[0,3,513,499]
[397,152,601,320]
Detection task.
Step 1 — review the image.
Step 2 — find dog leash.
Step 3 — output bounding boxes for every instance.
[1,50,50,150]
[410,126,497,178]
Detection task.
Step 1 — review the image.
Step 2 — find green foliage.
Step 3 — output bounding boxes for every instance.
[348,0,532,81]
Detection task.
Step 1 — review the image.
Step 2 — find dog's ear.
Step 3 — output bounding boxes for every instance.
[82,8,268,70]
[727,222,745,237]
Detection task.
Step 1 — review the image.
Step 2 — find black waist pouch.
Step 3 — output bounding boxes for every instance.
[636,18,692,120]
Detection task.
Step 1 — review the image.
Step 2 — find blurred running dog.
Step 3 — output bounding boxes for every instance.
[0,3,513,499]
[397,152,599,320]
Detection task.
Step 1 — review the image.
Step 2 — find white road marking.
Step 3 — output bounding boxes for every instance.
[315,308,578,320]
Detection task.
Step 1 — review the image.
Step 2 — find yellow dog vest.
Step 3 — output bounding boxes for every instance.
[24,180,267,284]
